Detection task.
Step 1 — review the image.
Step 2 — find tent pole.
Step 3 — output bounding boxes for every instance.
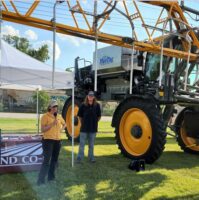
[52,1,64,89]
[71,72,75,167]
[94,1,98,92]
[0,129,1,165]
[52,3,56,89]
[36,89,39,134]
[0,1,2,85]
[129,43,135,94]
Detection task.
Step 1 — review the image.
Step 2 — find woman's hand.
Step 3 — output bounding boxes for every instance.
[52,119,58,126]
[41,119,57,132]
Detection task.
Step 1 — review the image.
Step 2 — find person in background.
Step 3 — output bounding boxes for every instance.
[76,91,101,163]
[37,100,66,185]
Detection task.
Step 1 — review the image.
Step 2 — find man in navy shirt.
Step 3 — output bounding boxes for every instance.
[77,91,101,163]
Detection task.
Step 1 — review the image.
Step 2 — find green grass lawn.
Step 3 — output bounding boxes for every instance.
[0,119,199,200]
[0,118,38,133]
[0,118,114,134]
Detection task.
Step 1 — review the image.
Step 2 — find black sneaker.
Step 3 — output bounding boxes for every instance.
[75,159,82,164]
[48,177,55,182]
[90,159,96,163]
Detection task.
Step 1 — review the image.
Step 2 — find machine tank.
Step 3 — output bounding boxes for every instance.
[93,45,141,75]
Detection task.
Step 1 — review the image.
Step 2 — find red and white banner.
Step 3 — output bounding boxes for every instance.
[0,135,43,173]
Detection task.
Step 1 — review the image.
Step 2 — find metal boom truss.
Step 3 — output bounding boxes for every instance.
[1,0,199,61]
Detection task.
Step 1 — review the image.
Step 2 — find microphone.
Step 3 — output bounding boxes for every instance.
[54,112,57,126]
[54,112,57,118]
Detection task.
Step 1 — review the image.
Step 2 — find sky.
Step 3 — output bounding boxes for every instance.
[1,0,199,71]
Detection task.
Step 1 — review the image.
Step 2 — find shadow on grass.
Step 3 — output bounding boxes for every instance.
[0,147,167,200]
[0,172,37,200]
[1,135,198,200]
[155,150,199,170]
[62,136,199,171]
[57,148,166,200]
[153,137,199,170]
[153,194,199,200]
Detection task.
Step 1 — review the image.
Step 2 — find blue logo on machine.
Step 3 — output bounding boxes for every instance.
[100,56,113,65]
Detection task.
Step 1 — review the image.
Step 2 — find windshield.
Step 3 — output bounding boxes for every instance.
[145,53,168,81]
[145,37,184,82]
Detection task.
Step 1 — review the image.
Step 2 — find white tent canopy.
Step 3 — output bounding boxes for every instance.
[0,40,73,90]
[0,40,76,167]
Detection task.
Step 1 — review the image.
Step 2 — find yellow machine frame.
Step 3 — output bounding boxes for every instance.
[1,0,199,61]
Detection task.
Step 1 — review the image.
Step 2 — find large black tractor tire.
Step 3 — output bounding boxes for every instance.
[175,107,199,154]
[114,98,166,164]
[62,97,82,142]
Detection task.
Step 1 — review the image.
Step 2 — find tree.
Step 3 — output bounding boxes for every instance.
[32,91,50,113]
[3,35,50,62]
[65,67,72,72]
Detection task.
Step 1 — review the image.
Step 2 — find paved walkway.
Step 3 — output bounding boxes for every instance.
[0,112,112,121]
[0,112,37,119]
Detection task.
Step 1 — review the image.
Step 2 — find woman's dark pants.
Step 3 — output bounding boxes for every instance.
[37,139,61,184]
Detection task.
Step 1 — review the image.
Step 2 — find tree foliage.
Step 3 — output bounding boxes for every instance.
[32,91,50,112]
[3,35,50,62]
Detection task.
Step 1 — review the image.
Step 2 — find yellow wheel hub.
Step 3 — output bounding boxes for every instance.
[180,122,199,151]
[65,104,81,138]
[119,108,152,156]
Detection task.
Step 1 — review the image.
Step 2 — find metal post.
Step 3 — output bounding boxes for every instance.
[159,34,164,87]
[84,58,86,68]
[71,71,75,167]
[159,20,168,87]
[94,1,98,92]
[169,19,173,49]
[0,1,2,85]
[52,0,64,89]
[193,65,199,86]
[184,29,192,91]
[129,44,135,94]
[184,44,191,90]
[0,129,1,165]
[36,89,39,134]
[52,3,56,89]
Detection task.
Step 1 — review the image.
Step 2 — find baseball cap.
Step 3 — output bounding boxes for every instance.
[49,100,58,108]
[88,91,95,96]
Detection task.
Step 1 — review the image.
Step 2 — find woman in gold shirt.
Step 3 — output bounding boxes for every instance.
[37,100,66,185]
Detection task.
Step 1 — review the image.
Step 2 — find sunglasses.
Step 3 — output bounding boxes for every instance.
[52,105,58,108]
